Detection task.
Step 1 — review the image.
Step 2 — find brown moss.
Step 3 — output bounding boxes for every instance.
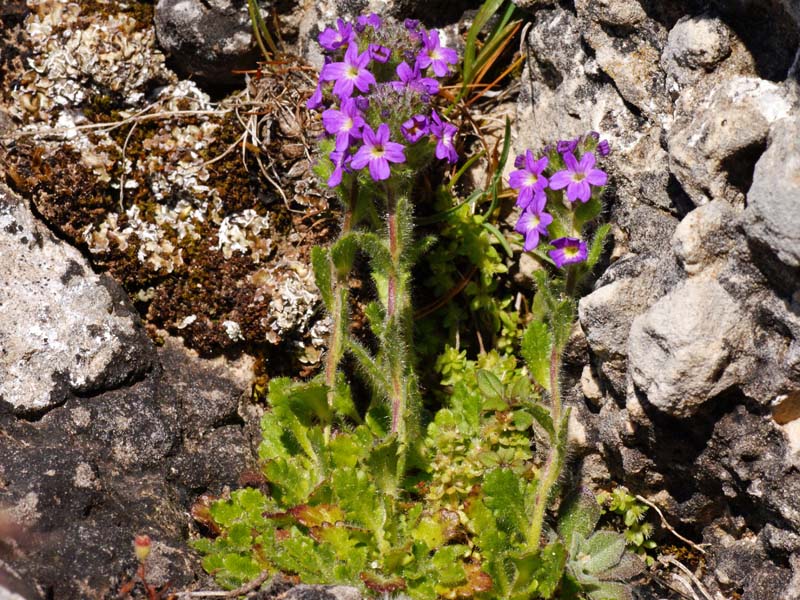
[77,0,155,33]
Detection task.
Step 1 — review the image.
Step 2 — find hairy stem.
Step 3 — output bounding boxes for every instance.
[527,341,564,549]
[323,183,357,443]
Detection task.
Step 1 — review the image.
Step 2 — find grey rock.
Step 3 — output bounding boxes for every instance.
[672,200,738,276]
[784,0,800,26]
[744,115,800,293]
[578,6,669,118]
[575,0,647,27]
[668,77,797,207]
[0,587,29,600]
[510,0,555,9]
[155,0,262,87]
[0,184,153,416]
[517,7,639,149]
[281,585,362,600]
[628,278,753,417]
[579,253,681,395]
[662,16,731,73]
[704,527,792,600]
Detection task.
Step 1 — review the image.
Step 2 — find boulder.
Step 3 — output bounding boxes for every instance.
[628,278,753,417]
[0,184,153,416]
[154,0,263,88]
[667,77,796,207]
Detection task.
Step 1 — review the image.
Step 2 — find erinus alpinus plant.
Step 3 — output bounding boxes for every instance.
[193,10,643,600]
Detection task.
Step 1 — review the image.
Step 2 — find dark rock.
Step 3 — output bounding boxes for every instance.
[0,336,256,598]
[154,0,263,88]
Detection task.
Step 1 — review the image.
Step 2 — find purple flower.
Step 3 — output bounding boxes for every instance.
[509,150,549,209]
[548,237,588,268]
[306,83,324,111]
[322,97,365,152]
[597,139,611,156]
[369,44,391,63]
[320,42,376,100]
[401,114,429,143]
[417,29,458,77]
[549,151,608,203]
[391,61,440,95]
[430,111,458,164]
[356,13,382,31]
[514,153,526,169]
[327,149,351,188]
[515,204,553,252]
[318,19,355,51]
[404,18,420,31]
[557,138,579,154]
[351,123,406,181]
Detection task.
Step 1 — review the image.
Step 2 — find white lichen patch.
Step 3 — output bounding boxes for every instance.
[251,261,319,344]
[216,209,271,262]
[11,0,175,124]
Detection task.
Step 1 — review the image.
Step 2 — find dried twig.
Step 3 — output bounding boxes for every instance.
[635,494,709,555]
[172,570,271,599]
[664,556,715,600]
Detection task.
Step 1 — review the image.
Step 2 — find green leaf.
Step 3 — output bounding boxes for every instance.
[558,488,602,550]
[551,299,576,351]
[521,321,552,391]
[330,233,358,276]
[509,542,568,598]
[574,195,603,229]
[368,436,401,497]
[482,468,526,537]
[311,246,333,311]
[582,531,627,575]
[586,223,612,270]
[530,404,555,439]
[347,338,389,399]
[476,369,505,403]
[587,581,633,600]
[432,545,469,585]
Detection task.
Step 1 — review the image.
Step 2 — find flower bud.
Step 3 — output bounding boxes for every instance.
[134,534,151,563]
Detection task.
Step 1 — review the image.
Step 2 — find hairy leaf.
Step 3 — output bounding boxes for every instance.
[521,321,552,391]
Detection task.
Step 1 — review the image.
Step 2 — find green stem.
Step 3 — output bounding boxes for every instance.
[383,186,416,486]
[323,183,356,443]
[527,342,564,549]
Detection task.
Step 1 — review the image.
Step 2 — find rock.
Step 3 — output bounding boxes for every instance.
[280,585,363,600]
[662,16,731,73]
[0,184,153,416]
[0,335,256,597]
[705,527,792,600]
[578,5,669,118]
[154,0,263,88]
[579,254,682,395]
[575,0,647,27]
[744,115,800,294]
[668,77,796,207]
[627,278,753,417]
[672,200,738,276]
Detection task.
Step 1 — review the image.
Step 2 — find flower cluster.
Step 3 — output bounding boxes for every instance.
[308,15,459,187]
[510,133,609,268]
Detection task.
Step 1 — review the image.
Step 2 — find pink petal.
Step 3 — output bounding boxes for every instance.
[562,151,579,172]
[549,171,572,190]
[585,168,607,186]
